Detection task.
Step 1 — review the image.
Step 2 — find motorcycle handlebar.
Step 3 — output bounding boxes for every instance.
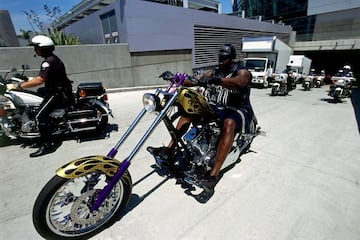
[159,71,198,85]
[11,76,27,83]
[13,73,28,81]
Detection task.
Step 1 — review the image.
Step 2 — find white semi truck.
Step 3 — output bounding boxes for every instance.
[241,36,292,88]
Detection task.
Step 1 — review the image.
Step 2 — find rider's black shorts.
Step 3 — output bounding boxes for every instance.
[212,106,252,133]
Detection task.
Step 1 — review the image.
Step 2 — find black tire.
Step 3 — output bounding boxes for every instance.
[334,90,341,102]
[271,87,277,96]
[33,171,132,240]
[95,104,109,132]
[240,119,257,154]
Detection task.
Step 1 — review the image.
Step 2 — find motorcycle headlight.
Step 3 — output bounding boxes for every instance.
[142,93,160,112]
[0,99,15,110]
[0,99,15,116]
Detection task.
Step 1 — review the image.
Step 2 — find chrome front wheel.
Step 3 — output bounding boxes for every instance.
[33,171,132,240]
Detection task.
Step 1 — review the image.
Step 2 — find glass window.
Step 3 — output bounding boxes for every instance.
[100,10,119,44]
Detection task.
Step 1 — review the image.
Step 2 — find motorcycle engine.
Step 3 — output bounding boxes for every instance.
[184,124,219,167]
[20,107,39,133]
[21,120,37,132]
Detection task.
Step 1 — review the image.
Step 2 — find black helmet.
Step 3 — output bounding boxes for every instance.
[218,44,236,62]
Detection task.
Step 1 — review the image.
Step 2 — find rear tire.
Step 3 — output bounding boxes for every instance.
[240,119,257,154]
[95,104,109,132]
[33,171,132,240]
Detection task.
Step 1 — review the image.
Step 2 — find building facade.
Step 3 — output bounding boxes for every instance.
[233,0,360,75]
[0,10,20,47]
[52,0,293,69]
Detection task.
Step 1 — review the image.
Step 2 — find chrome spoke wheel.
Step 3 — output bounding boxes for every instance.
[45,173,123,237]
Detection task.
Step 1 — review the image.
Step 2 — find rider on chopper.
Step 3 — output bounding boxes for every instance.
[7,35,73,157]
[148,44,255,189]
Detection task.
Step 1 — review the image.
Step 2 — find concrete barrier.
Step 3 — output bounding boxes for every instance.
[0,44,192,89]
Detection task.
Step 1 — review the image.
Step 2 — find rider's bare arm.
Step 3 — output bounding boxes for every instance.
[218,69,250,89]
[20,76,45,89]
[201,69,250,89]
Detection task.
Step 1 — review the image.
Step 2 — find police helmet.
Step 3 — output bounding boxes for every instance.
[31,35,55,52]
[343,65,351,70]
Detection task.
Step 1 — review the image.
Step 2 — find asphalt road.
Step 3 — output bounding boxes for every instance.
[0,84,359,240]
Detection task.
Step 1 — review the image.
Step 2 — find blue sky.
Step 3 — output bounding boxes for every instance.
[0,0,233,34]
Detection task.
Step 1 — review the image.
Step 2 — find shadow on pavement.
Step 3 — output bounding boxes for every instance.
[0,123,119,149]
[0,135,22,147]
[320,97,348,104]
[112,169,169,222]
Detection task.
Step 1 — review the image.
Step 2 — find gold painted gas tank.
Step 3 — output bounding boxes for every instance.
[176,88,214,117]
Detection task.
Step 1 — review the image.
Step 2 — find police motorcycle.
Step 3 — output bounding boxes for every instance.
[32,71,260,240]
[0,65,112,140]
[302,71,314,91]
[271,69,296,96]
[328,65,355,102]
[312,69,324,88]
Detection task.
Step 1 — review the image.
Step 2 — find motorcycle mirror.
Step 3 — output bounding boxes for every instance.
[159,71,174,81]
[21,64,30,76]
[4,68,17,79]
[22,64,30,70]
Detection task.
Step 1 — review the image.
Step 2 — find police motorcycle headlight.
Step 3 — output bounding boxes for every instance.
[0,99,15,117]
[142,93,161,113]
[0,99,15,110]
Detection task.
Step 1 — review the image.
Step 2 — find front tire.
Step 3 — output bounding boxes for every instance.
[33,171,132,240]
[271,87,277,96]
[333,90,341,102]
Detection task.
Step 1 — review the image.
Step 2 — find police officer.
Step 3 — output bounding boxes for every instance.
[9,35,73,157]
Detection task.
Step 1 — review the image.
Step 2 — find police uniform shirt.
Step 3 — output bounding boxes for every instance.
[39,54,71,92]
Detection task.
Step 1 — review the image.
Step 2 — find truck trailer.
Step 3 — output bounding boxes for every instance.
[241,36,292,88]
[286,55,312,83]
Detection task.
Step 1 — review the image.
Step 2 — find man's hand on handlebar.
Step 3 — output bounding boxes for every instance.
[6,83,22,91]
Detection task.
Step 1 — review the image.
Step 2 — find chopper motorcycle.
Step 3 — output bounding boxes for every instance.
[0,65,112,140]
[32,71,260,240]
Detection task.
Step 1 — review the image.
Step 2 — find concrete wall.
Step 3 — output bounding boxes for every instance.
[0,44,192,90]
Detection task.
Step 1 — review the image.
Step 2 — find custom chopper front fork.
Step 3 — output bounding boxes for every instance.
[91,74,187,211]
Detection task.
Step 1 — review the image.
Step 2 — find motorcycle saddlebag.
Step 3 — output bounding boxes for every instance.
[77,82,105,98]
